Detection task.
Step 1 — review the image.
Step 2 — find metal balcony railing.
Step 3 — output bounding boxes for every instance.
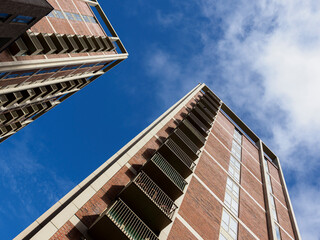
[183,119,206,144]
[174,128,200,155]
[151,153,187,192]
[134,172,178,218]
[165,139,196,170]
[203,94,219,110]
[188,112,209,134]
[197,101,215,119]
[201,96,217,113]
[193,106,212,126]
[107,199,159,240]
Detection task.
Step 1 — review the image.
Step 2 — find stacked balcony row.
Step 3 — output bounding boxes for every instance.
[10,31,115,56]
[0,100,54,137]
[0,78,87,111]
[89,92,220,240]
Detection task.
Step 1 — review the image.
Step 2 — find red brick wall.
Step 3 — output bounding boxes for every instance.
[195,151,228,201]
[49,221,83,240]
[242,136,260,162]
[215,112,234,135]
[204,133,230,170]
[238,224,256,240]
[276,199,294,238]
[240,167,265,208]
[239,190,268,240]
[177,177,222,240]
[242,147,262,181]
[75,166,135,228]
[211,120,233,150]
[167,219,197,240]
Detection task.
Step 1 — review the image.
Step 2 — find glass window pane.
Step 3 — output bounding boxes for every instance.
[0,13,10,22]
[219,233,227,240]
[11,15,34,24]
[275,224,281,240]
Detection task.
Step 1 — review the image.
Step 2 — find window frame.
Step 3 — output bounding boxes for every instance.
[11,15,34,24]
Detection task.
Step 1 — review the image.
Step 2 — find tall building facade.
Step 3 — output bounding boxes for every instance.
[14,84,300,240]
[0,0,128,142]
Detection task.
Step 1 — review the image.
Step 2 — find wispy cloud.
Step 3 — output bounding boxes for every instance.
[146,0,320,238]
[0,129,75,237]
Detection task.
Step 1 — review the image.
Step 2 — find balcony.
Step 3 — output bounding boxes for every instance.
[186,112,209,136]
[179,119,206,148]
[170,128,200,160]
[197,101,215,120]
[142,153,187,200]
[192,106,212,127]
[200,95,217,114]
[119,171,178,234]
[158,139,195,178]
[89,199,158,240]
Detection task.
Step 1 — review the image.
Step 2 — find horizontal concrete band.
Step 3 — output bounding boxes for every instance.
[0,53,128,72]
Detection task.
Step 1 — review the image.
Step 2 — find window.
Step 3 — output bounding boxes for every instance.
[269,195,278,221]
[82,15,90,23]
[89,16,97,23]
[226,177,239,199]
[0,72,7,78]
[220,209,238,240]
[19,72,34,77]
[4,73,20,79]
[233,129,242,143]
[47,11,55,18]
[224,191,239,216]
[62,66,78,71]
[96,62,106,66]
[231,140,242,160]
[80,63,96,68]
[73,13,83,22]
[275,224,281,240]
[266,174,273,193]
[65,12,74,21]
[0,13,11,22]
[53,10,65,19]
[37,68,59,75]
[11,15,34,24]
[264,158,270,172]
[229,156,240,182]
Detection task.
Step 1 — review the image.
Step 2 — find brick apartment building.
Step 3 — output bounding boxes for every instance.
[14,84,301,240]
[0,0,128,142]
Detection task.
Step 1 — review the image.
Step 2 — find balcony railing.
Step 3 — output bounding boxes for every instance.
[193,106,212,126]
[165,139,196,171]
[203,94,219,111]
[201,96,217,113]
[134,171,178,218]
[197,101,215,119]
[183,119,206,144]
[151,153,187,192]
[107,199,159,240]
[188,112,209,134]
[174,128,200,155]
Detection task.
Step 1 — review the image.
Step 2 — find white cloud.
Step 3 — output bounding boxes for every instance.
[148,0,320,238]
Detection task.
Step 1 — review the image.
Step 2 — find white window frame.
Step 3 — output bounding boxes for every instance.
[220,209,238,240]
[231,140,242,160]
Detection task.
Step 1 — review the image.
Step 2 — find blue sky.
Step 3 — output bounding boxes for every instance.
[1,0,320,239]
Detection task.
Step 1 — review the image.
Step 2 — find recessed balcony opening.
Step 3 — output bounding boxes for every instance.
[142,153,187,201]
[118,171,177,235]
[169,128,200,160]
[89,199,158,240]
[186,112,209,137]
[191,106,212,128]
[157,138,195,178]
[179,119,206,148]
